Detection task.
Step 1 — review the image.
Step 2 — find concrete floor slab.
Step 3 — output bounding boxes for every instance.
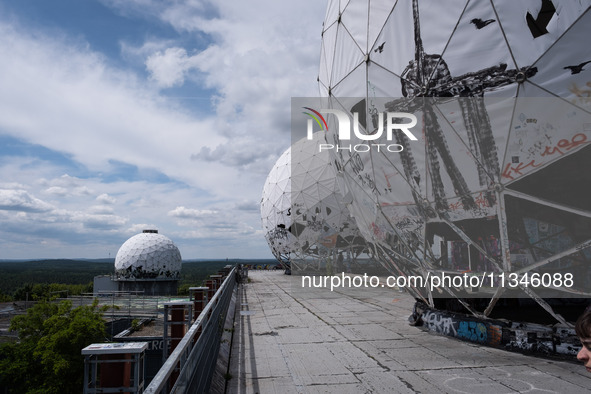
[270,326,343,344]
[226,271,591,394]
[332,322,403,342]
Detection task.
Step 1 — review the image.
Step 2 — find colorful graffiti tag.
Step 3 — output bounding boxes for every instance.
[416,302,578,357]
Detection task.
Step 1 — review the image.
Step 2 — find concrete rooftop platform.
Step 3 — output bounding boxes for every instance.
[227,271,590,393]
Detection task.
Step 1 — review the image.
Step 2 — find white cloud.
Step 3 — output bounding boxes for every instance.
[75,212,128,230]
[168,206,218,219]
[127,223,157,234]
[89,205,115,214]
[45,186,68,196]
[42,176,94,197]
[146,47,197,88]
[120,38,177,64]
[235,200,259,211]
[96,193,117,204]
[0,182,28,189]
[52,174,83,187]
[0,189,54,213]
[174,220,259,240]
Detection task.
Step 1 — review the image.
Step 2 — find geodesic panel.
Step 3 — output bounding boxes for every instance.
[261,132,368,270]
[115,233,182,279]
[318,0,591,323]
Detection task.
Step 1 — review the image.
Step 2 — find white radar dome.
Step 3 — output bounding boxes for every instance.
[115,230,182,280]
[261,132,368,270]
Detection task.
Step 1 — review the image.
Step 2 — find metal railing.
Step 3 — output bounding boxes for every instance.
[145,267,236,393]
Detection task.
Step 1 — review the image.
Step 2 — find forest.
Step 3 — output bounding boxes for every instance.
[0,259,276,301]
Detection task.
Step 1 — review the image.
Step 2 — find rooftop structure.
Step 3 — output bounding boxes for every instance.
[115,230,182,280]
[95,230,182,296]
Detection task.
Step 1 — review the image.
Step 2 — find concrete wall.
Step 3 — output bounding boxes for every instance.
[117,280,178,296]
[93,275,118,296]
[93,275,179,296]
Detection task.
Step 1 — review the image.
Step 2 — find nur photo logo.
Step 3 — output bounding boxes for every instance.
[303,107,418,153]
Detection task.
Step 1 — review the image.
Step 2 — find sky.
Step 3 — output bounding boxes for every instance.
[0,0,327,260]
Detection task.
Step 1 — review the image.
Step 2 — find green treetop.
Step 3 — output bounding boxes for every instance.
[0,299,109,394]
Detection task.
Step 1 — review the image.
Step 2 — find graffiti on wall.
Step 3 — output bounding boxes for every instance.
[418,304,578,357]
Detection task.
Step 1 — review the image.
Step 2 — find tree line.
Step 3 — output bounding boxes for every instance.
[0,259,275,300]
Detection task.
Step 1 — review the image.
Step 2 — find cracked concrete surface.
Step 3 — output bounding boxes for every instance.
[226,271,590,393]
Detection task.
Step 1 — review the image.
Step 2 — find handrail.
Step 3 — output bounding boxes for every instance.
[145,266,236,394]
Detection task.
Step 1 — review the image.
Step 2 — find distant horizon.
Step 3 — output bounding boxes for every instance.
[0,257,279,263]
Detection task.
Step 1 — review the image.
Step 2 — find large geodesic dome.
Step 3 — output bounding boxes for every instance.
[261,133,368,271]
[317,0,591,323]
[115,230,182,280]
[261,147,294,266]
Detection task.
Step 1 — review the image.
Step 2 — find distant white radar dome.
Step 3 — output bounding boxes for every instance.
[115,230,182,280]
